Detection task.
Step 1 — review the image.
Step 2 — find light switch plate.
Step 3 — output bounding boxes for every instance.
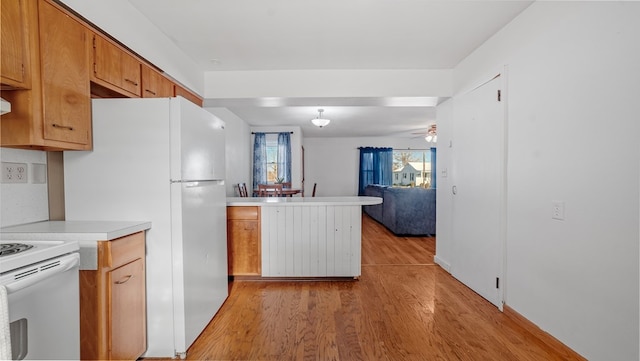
[32,163,47,184]
[552,200,565,220]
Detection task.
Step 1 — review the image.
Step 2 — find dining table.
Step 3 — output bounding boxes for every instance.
[253,187,302,197]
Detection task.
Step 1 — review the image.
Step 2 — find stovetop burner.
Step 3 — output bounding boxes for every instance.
[0,243,34,257]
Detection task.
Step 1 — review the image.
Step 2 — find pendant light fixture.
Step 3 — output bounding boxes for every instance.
[311,108,330,128]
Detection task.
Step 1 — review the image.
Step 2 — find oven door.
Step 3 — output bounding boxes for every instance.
[1,253,80,360]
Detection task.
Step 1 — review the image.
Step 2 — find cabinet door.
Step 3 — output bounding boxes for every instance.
[38,0,91,146]
[93,34,140,97]
[92,35,121,90]
[1,0,30,88]
[227,219,261,275]
[141,64,172,98]
[120,51,141,96]
[108,258,146,360]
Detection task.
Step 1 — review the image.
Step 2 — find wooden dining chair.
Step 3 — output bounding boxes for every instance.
[258,183,283,197]
[312,183,317,197]
[237,183,248,197]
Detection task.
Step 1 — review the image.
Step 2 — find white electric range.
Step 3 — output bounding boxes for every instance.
[0,239,80,360]
[0,240,79,273]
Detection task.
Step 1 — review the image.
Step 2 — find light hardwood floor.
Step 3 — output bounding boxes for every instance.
[150,214,583,361]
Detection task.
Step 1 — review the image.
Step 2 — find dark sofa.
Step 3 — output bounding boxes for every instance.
[363,184,436,236]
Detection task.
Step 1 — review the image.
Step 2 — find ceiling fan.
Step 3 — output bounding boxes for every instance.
[411,124,437,142]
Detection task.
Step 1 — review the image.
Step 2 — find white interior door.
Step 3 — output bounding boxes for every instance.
[451,73,506,308]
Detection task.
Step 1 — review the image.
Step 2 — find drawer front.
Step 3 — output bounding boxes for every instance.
[102,231,145,269]
[227,206,259,220]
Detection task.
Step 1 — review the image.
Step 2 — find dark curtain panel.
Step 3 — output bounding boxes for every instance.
[252,133,267,190]
[358,147,393,195]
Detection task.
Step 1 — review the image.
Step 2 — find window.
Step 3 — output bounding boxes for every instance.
[392,149,434,188]
[253,132,292,189]
[266,140,278,183]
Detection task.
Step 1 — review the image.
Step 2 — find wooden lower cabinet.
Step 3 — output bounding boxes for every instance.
[227,206,261,276]
[80,231,147,360]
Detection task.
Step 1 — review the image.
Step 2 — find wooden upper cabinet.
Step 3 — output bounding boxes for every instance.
[1,0,32,89]
[141,64,173,98]
[120,51,141,96]
[39,0,92,146]
[92,34,141,97]
[174,83,203,107]
[1,0,91,150]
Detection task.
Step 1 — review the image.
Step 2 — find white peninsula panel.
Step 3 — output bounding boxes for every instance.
[262,205,362,277]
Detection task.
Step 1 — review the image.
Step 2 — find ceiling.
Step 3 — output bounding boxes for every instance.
[127,0,533,138]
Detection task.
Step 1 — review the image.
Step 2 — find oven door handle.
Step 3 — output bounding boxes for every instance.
[4,253,80,294]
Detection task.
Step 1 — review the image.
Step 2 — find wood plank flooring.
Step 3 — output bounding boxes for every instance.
[149,214,583,361]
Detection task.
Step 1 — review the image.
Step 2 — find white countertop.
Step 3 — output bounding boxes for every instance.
[0,220,151,270]
[0,220,151,241]
[226,196,382,206]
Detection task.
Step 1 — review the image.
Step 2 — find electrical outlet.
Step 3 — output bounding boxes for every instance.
[2,162,28,183]
[552,200,565,221]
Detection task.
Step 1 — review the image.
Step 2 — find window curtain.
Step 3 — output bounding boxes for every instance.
[358,147,393,195]
[277,132,292,183]
[252,133,267,190]
[430,147,437,189]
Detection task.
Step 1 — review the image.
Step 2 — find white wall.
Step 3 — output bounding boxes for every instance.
[204,69,452,98]
[445,2,640,360]
[206,108,252,197]
[303,137,433,197]
[59,0,204,95]
[0,148,48,227]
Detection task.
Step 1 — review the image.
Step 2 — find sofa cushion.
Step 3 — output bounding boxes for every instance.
[363,184,436,236]
[382,187,436,235]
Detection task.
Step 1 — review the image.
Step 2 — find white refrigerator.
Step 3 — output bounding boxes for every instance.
[64,97,228,358]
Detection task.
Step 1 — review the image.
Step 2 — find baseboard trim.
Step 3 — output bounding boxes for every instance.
[503,305,586,361]
[433,255,451,273]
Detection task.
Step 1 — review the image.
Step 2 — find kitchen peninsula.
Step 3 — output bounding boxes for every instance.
[226,196,382,278]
